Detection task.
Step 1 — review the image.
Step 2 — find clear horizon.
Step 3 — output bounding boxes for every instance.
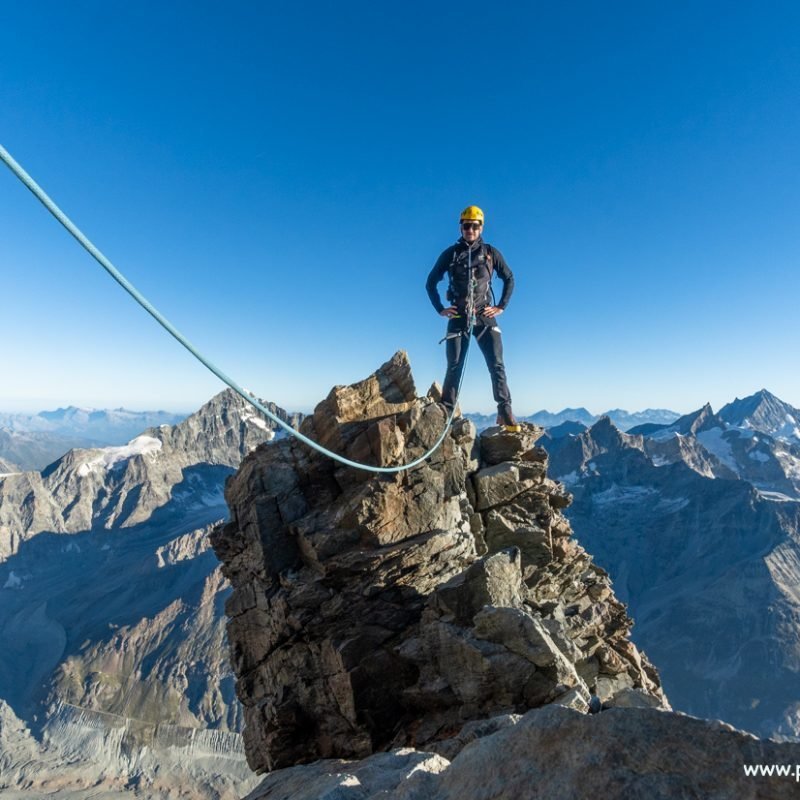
[3,3,800,416]
[0,384,787,420]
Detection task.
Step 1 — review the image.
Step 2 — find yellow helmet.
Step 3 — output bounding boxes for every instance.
[459,205,485,224]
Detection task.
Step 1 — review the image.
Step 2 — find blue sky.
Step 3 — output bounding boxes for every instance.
[2,2,800,415]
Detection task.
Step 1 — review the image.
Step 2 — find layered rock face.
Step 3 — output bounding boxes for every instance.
[212,352,666,773]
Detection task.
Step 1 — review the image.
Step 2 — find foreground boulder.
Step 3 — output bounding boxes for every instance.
[211,352,666,773]
[245,704,800,799]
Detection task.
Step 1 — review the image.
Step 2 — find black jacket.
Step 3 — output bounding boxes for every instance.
[425,237,514,315]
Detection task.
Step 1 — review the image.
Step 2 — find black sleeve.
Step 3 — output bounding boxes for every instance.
[490,246,515,309]
[425,248,452,313]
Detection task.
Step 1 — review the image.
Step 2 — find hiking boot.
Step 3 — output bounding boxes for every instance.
[496,404,521,432]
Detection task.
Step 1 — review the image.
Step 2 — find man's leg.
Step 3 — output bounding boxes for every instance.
[475,325,515,424]
[441,323,467,410]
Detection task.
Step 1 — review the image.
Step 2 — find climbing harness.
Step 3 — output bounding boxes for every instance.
[0,144,475,474]
[445,241,495,309]
[440,241,493,345]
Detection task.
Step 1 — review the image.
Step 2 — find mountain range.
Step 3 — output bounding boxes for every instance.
[2,382,799,795]
[465,406,679,433]
[0,390,300,798]
[0,406,187,472]
[0,406,187,438]
[540,388,800,740]
[1,403,678,473]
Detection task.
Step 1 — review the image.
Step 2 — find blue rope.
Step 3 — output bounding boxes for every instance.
[0,144,473,473]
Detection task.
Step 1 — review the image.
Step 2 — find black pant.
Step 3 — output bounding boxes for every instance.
[441,319,512,413]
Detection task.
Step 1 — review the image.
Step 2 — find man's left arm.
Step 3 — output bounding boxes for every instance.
[483,247,515,318]
[493,247,515,309]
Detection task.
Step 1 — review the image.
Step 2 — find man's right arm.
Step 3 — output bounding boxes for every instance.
[425,249,451,313]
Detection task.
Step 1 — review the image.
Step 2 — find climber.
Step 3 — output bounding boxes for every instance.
[426,205,520,432]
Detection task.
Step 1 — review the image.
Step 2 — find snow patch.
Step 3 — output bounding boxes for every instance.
[77,435,163,476]
[775,451,800,481]
[757,490,797,503]
[775,414,800,443]
[740,413,800,443]
[748,450,771,463]
[242,412,275,437]
[649,429,679,442]
[591,484,659,506]
[650,455,673,467]
[697,427,740,475]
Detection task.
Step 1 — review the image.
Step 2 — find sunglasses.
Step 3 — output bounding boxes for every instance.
[461,222,482,231]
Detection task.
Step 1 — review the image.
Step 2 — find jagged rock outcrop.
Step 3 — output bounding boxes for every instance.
[212,352,666,773]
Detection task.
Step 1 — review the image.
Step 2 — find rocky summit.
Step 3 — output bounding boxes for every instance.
[244,705,800,800]
[211,351,667,774]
